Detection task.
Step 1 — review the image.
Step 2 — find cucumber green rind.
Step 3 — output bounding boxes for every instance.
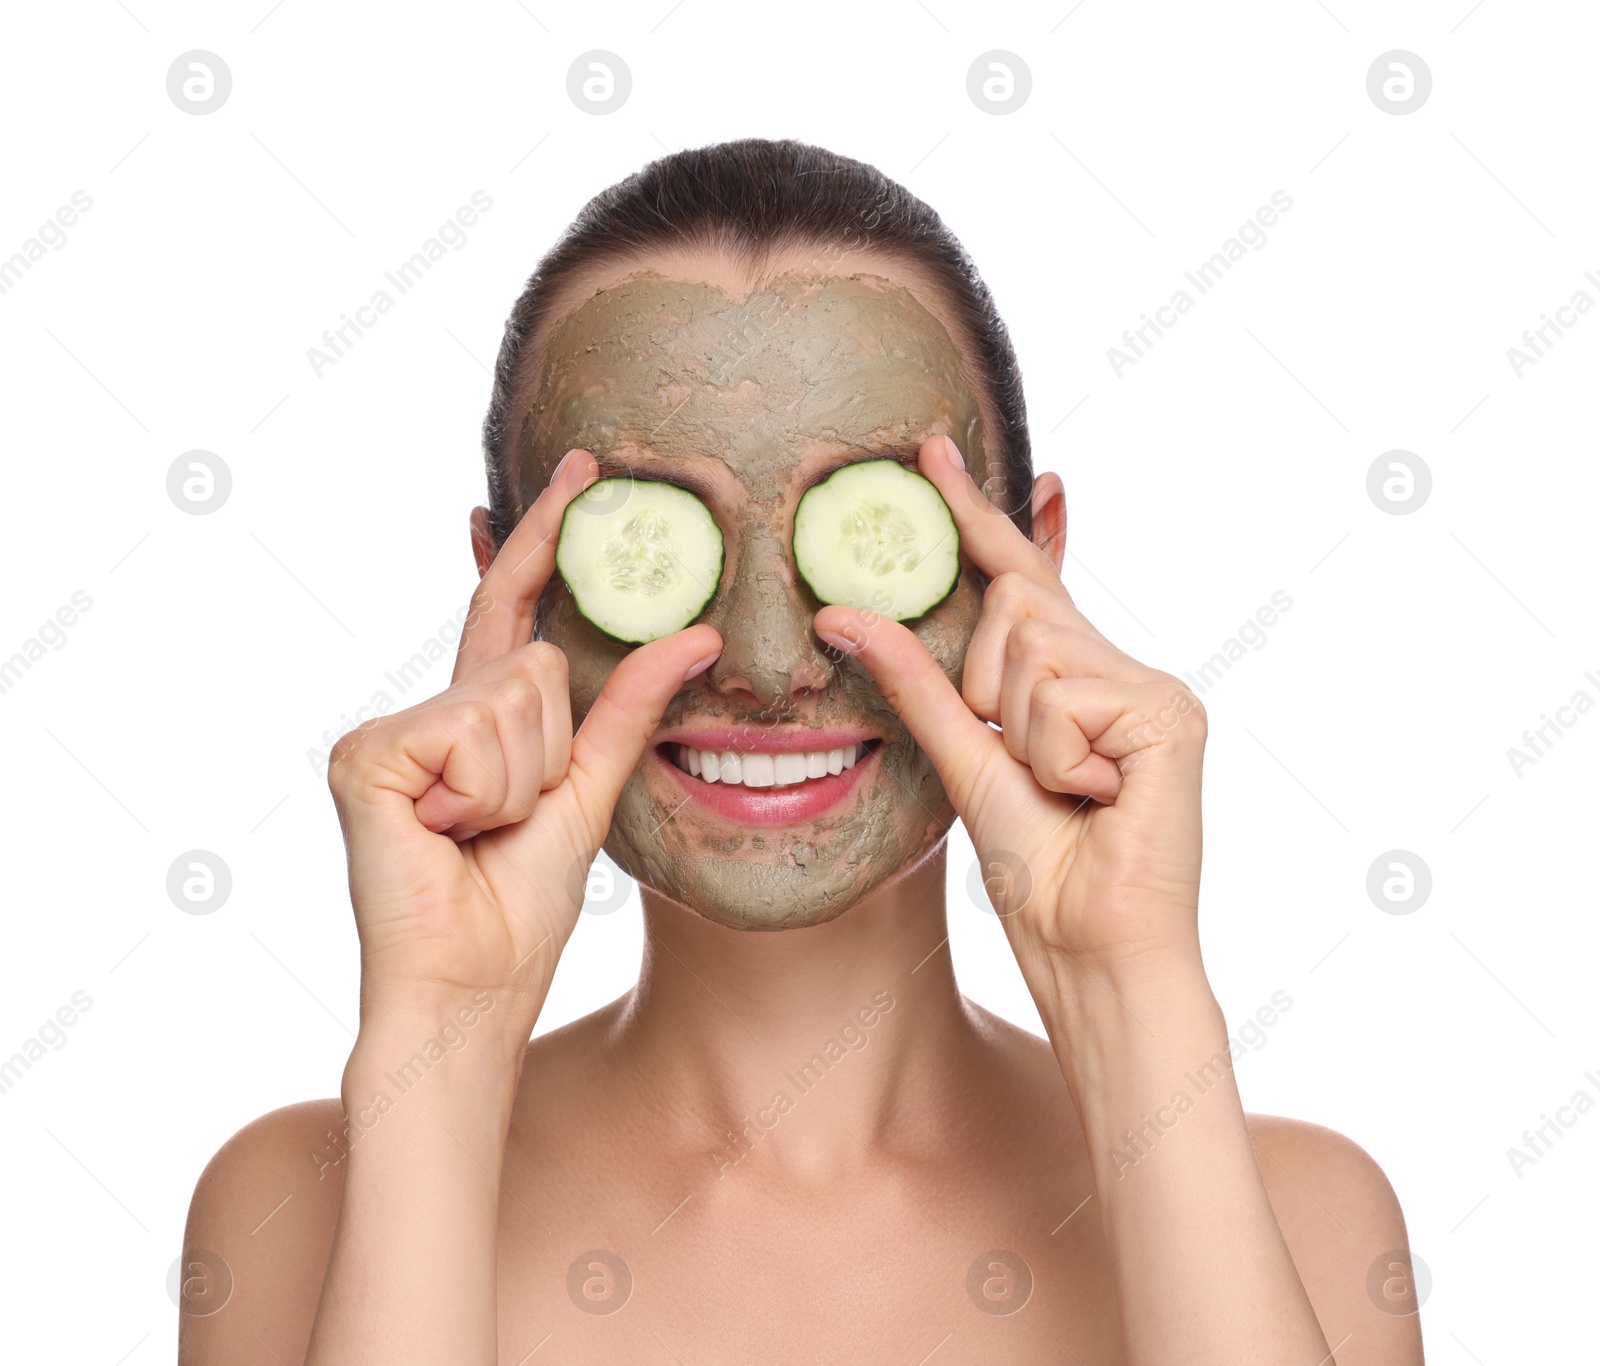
[792,459,961,621]
[555,478,725,645]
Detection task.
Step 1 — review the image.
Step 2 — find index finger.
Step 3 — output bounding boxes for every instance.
[453,448,597,681]
[813,604,1002,818]
[915,433,1065,595]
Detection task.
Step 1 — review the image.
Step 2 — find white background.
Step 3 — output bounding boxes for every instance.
[1,1,1594,1360]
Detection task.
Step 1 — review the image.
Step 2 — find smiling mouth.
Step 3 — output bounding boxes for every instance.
[665,740,877,789]
[650,734,883,826]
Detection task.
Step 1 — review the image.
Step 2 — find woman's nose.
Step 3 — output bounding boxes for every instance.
[703,523,834,708]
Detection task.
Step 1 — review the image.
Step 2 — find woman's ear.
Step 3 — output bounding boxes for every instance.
[469,506,495,579]
[1030,472,1066,573]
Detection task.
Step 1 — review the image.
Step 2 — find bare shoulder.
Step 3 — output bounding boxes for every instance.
[949,998,1091,1170]
[179,1097,347,1365]
[959,996,1064,1074]
[1247,1113,1425,1364]
[176,1006,622,1364]
[508,995,632,1120]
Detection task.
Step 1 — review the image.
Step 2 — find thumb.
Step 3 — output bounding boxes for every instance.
[814,605,1000,816]
[563,622,723,844]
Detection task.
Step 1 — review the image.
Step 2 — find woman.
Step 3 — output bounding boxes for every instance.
[181,139,1422,1364]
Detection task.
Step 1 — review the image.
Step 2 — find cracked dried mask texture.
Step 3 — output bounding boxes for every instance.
[519,270,990,929]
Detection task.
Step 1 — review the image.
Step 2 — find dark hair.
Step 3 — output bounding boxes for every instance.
[481,137,1033,548]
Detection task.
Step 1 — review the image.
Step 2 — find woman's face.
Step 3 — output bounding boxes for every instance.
[517,261,992,929]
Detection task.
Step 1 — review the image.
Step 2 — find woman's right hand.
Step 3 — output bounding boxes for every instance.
[326,448,722,1024]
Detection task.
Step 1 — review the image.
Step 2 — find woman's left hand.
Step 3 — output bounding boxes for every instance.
[814,434,1208,989]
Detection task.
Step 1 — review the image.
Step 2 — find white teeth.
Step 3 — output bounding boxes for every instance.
[773,753,807,786]
[673,742,871,788]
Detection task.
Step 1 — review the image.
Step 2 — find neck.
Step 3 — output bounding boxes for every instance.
[617,841,982,1179]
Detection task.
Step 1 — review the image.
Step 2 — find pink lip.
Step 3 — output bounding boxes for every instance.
[651,741,879,827]
[657,725,877,754]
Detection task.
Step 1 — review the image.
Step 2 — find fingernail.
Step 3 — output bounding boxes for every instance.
[817,629,863,656]
[552,449,575,484]
[943,435,966,471]
[685,652,720,680]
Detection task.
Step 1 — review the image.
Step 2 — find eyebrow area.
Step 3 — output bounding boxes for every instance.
[797,445,923,493]
[589,444,925,500]
[590,455,721,501]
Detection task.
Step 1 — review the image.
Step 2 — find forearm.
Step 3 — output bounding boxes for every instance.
[1034,951,1329,1365]
[304,991,543,1366]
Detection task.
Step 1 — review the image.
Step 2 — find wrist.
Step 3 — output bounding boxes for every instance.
[356,965,551,1045]
[344,990,532,1105]
[1034,949,1221,1055]
[1026,947,1229,1122]
[1014,932,1213,1023]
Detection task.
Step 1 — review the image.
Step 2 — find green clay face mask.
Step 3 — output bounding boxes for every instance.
[519,268,990,929]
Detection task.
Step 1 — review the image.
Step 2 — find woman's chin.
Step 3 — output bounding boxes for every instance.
[608,840,880,930]
[602,790,955,932]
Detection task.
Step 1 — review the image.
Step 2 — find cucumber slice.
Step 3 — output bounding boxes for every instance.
[555,478,724,644]
[793,460,960,620]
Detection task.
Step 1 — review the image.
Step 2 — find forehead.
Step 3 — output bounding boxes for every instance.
[516,263,984,502]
